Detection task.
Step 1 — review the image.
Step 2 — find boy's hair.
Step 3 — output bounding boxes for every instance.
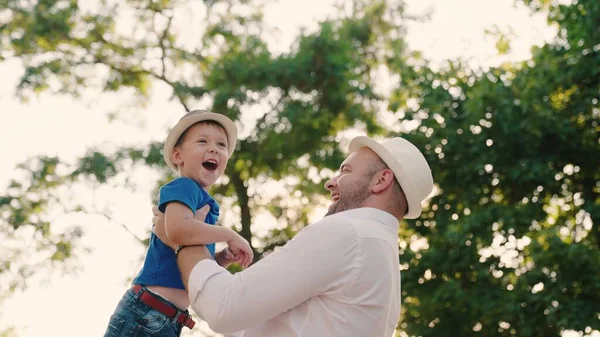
[174,120,228,148]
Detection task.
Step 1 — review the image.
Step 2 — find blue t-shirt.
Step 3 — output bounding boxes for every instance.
[132,177,220,290]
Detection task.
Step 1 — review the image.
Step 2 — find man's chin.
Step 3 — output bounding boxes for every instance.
[324,203,339,217]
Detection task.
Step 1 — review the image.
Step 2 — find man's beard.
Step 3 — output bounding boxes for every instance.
[325,178,371,216]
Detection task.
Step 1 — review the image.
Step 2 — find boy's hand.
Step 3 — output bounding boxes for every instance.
[227,233,254,268]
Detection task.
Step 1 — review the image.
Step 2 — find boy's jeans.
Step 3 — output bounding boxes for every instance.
[103,287,185,337]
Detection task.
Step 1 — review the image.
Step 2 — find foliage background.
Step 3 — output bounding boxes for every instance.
[0,0,598,336]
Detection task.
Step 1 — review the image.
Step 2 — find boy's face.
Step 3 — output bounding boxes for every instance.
[172,122,230,188]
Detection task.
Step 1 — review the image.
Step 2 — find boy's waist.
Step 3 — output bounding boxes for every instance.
[130,285,195,329]
[144,285,189,310]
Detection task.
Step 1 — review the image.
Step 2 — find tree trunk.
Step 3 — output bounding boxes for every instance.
[229,170,257,258]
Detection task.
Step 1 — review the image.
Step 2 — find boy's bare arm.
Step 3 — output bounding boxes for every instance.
[164,202,235,245]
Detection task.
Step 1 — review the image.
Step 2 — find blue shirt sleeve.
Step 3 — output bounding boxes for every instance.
[158,177,207,213]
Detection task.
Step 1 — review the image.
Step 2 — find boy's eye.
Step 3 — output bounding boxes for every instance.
[218,142,227,148]
[197,139,207,143]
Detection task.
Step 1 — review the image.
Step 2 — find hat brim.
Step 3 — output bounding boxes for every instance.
[349,136,422,219]
[163,112,238,173]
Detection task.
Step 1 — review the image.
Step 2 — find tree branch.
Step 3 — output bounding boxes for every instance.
[158,14,173,78]
[90,210,147,245]
[252,91,286,135]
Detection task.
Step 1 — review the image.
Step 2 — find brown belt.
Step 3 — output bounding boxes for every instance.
[131,285,196,329]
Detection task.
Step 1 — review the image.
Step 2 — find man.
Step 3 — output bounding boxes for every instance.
[152,135,434,337]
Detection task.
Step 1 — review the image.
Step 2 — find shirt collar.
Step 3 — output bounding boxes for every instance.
[326,207,399,229]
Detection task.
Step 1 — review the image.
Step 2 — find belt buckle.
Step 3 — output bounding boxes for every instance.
[173,311,182,324]
[173,311,188,325]
[173,311,194,329]
[183,314,195,329]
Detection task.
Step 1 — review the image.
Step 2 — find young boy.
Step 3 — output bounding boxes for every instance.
[103,110,253,337]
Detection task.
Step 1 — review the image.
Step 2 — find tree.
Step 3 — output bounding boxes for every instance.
[389,0,600,335]
[0,327,16,337]
[1,0,599,336]
[0,0,409,295]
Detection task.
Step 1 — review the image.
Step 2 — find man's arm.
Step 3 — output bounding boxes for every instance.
[178,217,360,334]
[177,245,213,289]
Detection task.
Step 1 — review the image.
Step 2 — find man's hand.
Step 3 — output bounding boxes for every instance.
[226,233,254,268]
[215,247,244,268]
[152,206,174,248]
[152,204,210,249]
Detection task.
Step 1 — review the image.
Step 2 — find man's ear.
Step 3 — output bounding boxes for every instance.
[172,147,183,167]
[371,169,395,194]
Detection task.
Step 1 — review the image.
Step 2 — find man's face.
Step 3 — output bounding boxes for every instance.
[173,122,229,188]
[324,148,377,216]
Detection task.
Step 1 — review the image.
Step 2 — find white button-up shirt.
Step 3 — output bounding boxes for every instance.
[187,207,401,337]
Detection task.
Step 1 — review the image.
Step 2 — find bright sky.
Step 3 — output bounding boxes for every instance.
[2,1,589,337]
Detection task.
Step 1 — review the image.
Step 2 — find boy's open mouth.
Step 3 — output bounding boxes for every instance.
[202,159,218,171]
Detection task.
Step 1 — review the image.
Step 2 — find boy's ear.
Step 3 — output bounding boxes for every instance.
[172,147,183,167]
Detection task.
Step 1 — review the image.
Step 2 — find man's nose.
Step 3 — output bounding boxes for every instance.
[324,177,337,190]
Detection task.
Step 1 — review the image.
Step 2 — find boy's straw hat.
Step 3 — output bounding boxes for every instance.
[163,110,238,173]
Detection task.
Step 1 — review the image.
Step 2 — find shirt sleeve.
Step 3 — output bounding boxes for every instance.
[186,216,362,334]
[158,177,206,213]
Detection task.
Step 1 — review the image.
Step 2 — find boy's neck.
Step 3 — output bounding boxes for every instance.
[179,174,211,191]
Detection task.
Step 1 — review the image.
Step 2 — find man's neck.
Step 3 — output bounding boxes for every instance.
[362,198,403,221]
